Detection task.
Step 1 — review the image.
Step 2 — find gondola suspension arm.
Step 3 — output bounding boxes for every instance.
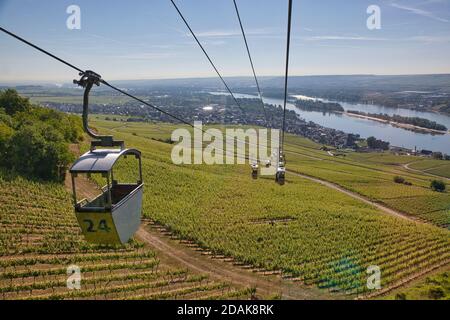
[74,71,124,150]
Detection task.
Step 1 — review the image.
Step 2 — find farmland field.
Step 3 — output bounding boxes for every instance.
[2,0,449,304]
[281,139,450,228]
[90,118,450,296]
[0,172,253,300]
[29,95,136,106]
[1,116,449,299]
[100,116,450,228]
[407,160,450,179]
[385,267,449,300]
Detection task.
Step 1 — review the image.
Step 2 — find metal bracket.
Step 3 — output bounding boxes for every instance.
[74,71,125,151]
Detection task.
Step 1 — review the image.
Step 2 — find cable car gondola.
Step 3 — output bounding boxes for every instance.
[251,162,259,179]
[69,71,144,245]
[275,152,286,185]
[275,164,286,185]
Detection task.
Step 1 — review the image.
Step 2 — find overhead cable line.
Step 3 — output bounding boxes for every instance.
[168,0,273,154]
[169,0,245,114]
[0,26,83,73]
[280,0,293,154]
[0,26,261,161]
[102,80,259,161]
[233,0,269,128]
[0,26,214,132]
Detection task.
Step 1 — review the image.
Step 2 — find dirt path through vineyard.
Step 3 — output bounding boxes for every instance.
[403,162,450,181]
[287,170,423,224]
[135,224,334,300]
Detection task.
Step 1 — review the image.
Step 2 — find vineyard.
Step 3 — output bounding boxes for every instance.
[407,160,450,179]
[282,138,450,228]
[104,117,449,228]
[91,118,450,296]
[1,116,449,299]
[0,173,253,300]
[385,267,449,300]
[1,0,449,303]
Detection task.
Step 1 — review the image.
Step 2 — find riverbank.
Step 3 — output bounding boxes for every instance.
[341,111,449,135]
[211,91,450,153]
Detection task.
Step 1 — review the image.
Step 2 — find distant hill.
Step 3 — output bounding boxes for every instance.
[3,74,450,93]
[106,74,450,93]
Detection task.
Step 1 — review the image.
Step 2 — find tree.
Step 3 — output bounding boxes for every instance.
[9,124,74,181]
[0,108,12,127]
[14,107,83,143]
[367,136,376,148]
[432,152,443,160]
[428,287,445,299]
[346,134,358,147]
[0,90,82,182]
[430,180,446,192]
[395,293,407,300]
[0,89,30,115]
[394,176,405,184]
[0,123,14,166]
[367,136,389,150]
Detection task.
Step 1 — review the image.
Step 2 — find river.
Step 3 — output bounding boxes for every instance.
[209,91,450,154]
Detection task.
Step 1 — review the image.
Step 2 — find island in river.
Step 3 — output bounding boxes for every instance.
[294,98,449,135]
[344,110,449,135]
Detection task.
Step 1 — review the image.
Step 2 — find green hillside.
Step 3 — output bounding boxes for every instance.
[0,173,252,300]
[1,112,449,299]
[89,117,450,295]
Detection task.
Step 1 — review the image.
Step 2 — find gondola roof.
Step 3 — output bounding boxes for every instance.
[70,149,141,173]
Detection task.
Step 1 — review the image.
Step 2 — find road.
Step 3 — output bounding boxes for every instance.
[403,162,450,181]
[287,170,422,224]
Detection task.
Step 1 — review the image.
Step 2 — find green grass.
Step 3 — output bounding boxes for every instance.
[386,268,449,300]
[94,118,448,228]
[2,116,448,298]
[93,118,450,227]
[428,165,450,179]
[29,95,136,106]
[408,159,450,179]
[0,171,251,300]
[90,119,450,295]
[408,159,446,171]
[347,153,415,165]
[282,146,450,228]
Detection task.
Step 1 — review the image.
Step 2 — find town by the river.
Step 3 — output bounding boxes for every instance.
[211,92,450,154]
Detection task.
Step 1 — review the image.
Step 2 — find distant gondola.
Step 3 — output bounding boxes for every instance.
[251,162,259,179]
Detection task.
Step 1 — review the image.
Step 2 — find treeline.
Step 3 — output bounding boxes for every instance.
[439,104,450,115]
[347,110,448,131]
[0,89,83,181]
[295,100,344,113]
[367,136,390,150]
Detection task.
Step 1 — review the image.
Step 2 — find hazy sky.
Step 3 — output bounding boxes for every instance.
[1,0,450,83]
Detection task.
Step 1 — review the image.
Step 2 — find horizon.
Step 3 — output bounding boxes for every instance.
[2,73,450,86]
[1,0,450,82]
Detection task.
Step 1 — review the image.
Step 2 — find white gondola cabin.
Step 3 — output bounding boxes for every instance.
[275,165,286,185]
[70,148,144,245]
[251,163,259,179]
